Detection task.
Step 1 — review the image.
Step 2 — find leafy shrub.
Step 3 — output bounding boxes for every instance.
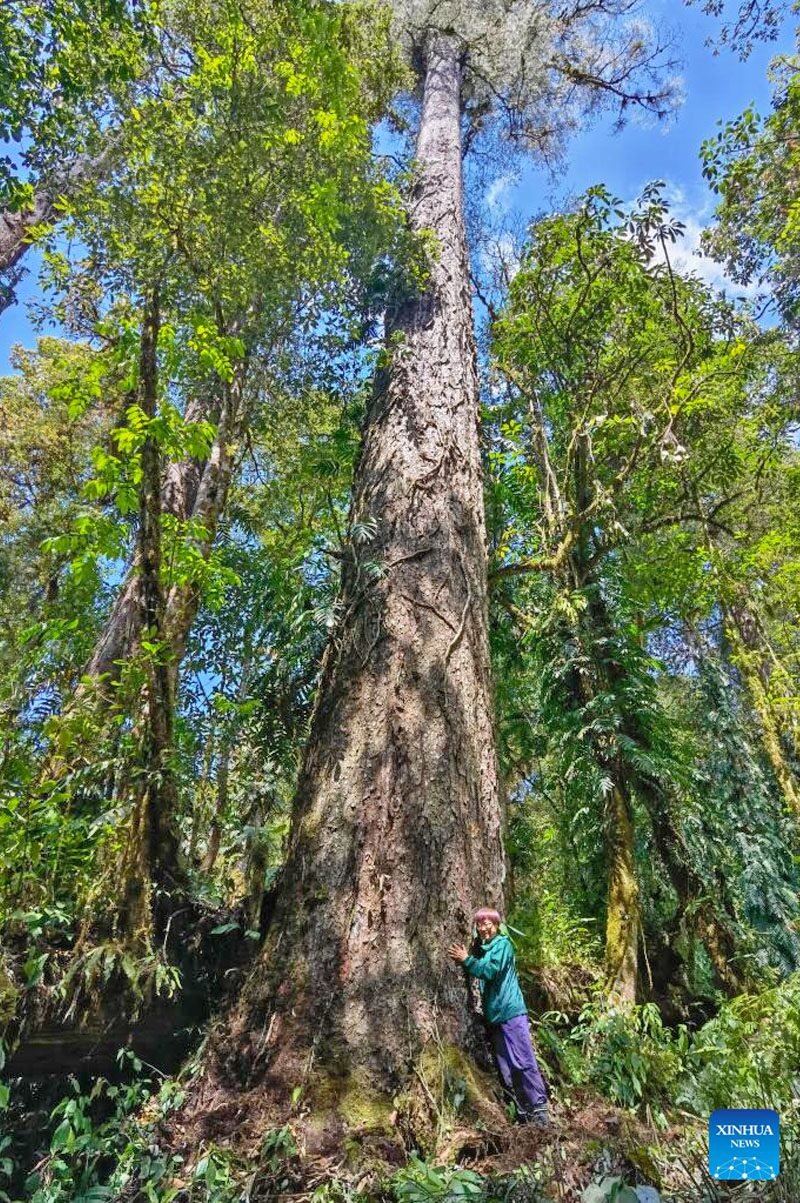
[390,1156,485,1203]
[540,996,689,1124]
[678,971,800,1114]
[542,973,800,1128]
[21,1051,184,1203]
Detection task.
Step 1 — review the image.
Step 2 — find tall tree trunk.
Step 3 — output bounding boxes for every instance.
[202,643,253,876]
[208,31,504,1134]
[119,292,181,940]
[603,774,639,1004]
[572,435,641,1002]
[163,361,244,683]
[83,391,219,687]
[41,383,235,807]
[115,360,242,931]
[724,601,800,817]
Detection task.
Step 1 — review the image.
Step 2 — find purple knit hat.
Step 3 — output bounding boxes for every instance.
[473,907,502,924]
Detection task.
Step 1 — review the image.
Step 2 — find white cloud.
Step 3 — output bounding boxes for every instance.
[650,183,761,298]
[485,173,515,214]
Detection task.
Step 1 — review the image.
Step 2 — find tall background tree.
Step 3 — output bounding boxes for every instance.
[489,186,800,1009]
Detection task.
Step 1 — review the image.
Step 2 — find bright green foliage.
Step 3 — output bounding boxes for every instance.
[32,0,411,645]
[0,339,125,930]
[683,660,800,977]
[0,0,411,1002]
[54,0,408,310]
[390,1156,484,1203]
[540,970,800,1122]
[541,997,689,1124]
[0,1,155,207]
[0,337,115,670]
[680,972,800,1113]
[179,373,369,896]
[489,185,800,996]
[12,1051,185,1203]
[702,33,800,325]
[3,0,800,1193]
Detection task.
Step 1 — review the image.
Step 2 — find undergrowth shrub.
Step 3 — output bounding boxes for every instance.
[539,995,688,1125]
[390,1156,484,1203]
[14,1050,184,1203]
[539,972,800,1127]
[677,972,800,1114]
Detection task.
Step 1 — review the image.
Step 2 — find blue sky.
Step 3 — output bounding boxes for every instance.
[542,0,794,204]
[492,1,797,291]
[1,2,797,374]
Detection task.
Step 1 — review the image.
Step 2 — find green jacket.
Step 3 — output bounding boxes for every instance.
[462,933,527,1025]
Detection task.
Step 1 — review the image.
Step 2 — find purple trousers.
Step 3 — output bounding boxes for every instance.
[489,1013,548,1117]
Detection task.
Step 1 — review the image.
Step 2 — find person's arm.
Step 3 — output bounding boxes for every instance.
[462,939,511,981]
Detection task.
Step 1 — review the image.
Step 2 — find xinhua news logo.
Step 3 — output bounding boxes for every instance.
[708,1108,780,1181]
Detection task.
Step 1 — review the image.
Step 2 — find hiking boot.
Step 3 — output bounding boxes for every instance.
[517,1105,551,1129]
[529,1105,551,1129]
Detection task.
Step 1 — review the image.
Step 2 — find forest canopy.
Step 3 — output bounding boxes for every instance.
[1,1,799,1201]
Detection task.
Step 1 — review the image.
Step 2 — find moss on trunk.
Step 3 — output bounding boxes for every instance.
[604,782,639,1004]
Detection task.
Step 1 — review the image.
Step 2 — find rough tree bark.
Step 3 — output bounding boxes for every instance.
[199,31,505,1144]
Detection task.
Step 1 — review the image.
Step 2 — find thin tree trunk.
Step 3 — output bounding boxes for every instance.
[202,642,253,876]
[189,730,216,863]
[83,392,218,687]
[521,405,643,1000]
[724,602,800,817]
[209,31,504,1130]
[572,435,641,1001]
[603,775,639,1004]
[164,361,245,681]
[119,291,181,939]
[243,802,270,933]
[0,195,52,275]
[518,399,745,1000]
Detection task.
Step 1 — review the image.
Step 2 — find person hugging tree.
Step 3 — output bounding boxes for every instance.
[448,907,550,1128]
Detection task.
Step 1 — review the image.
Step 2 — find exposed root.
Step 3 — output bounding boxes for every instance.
[156,1034,511,1185]
[149,1089,687,1203]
